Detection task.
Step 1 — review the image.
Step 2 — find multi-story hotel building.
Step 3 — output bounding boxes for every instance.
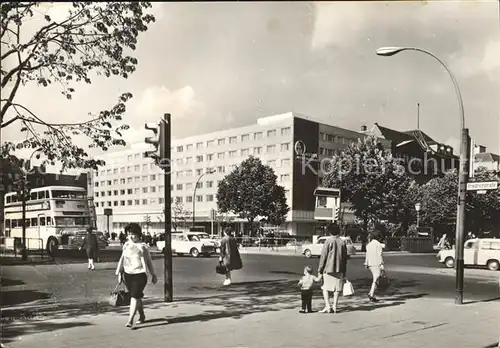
[92,112,365,236]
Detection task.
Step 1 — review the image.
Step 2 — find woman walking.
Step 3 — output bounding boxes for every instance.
[81,227,98,270]
[116,223,157,328]
[364,229,385,302]
[219,228,243,286]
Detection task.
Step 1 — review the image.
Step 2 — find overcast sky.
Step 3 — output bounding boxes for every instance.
[3,1,500,164]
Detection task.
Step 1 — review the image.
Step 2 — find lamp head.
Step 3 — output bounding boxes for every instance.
[376,47,407,57]
[415,203,422,212]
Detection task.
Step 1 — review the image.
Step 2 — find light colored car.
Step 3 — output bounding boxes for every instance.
[302,236,356,258]
[437,238,500,271]
[156,231,218,257]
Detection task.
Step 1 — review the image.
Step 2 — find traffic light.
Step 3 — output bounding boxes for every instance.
[333,206,341,222]
[144,121,161,162]
[144,116,170,168]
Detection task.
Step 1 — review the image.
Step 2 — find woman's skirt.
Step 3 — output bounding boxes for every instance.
[321,272,344,292]
[86,249,96,259]
[123,272,148,299]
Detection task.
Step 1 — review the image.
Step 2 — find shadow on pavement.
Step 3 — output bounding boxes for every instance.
[1,278,25,287]
[1,321,93,344]
[137,277,427,327]
[463,296,500,305]
[0,290,52,307]
[0,276,427,337]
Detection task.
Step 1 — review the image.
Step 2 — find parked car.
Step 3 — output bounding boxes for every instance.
[156,231,218,257]
[437,238,500,271]
[301,236,356,258]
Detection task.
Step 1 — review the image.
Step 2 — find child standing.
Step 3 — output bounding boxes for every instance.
[298,266,321,313]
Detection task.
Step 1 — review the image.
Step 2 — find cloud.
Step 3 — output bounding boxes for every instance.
[132,85,206,124]
[311,3,366,50]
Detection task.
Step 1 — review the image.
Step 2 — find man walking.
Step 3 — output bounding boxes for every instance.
[317,223,348,313]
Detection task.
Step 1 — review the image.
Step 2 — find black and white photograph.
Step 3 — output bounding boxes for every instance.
[1,1,499,348]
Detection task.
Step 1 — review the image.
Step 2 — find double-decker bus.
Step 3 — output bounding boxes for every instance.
[3,186,98,254]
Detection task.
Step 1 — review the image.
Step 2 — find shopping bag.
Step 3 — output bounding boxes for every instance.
[109,282,130,307]
[376,270,391,291]
[215,262,227,275]
[342,280,355,296]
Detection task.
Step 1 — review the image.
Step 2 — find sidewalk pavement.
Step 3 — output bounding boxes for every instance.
[2,279,499,348]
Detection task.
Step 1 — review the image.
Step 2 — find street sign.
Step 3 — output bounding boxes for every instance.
[466,181,498,191]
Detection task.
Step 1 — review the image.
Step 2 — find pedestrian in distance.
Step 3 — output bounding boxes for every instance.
[298,266,322,313]
[81,227,98,270]
[219,228,243,286]
[317,223,348,314]
[116,223,158,328]
[364,228,385,302]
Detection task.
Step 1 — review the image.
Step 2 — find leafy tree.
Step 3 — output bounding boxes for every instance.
[171,200,191,232]
[262,185,289,226]
[467,168,500,236]
[216,156,289,235]
[419,170,458,227]
[322,136,416,233]
[1,2,156,170]
[420,168,500,236]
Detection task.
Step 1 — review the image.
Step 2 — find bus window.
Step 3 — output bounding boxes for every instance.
[52,190,86,199]
[6,196,11,204]
[31,218,38,226]
[46,217,52,225]
[25,219,31,227]
[5,219,11,228]
[11,219,18,228]
[30,192,38,200]
[39,217,46,226]
[38,191,46,199]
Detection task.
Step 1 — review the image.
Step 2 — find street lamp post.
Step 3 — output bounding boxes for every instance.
[376,47,469,304]
[192,170,215,227]
[415,203,421,228]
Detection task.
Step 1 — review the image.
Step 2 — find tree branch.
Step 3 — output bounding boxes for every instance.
[0,14,22,122]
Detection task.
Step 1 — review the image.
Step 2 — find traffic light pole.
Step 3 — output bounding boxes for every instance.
[455,128,470,305]
[21,173,27,260]
[161,113,173,302]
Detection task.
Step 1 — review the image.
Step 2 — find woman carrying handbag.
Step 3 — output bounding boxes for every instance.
[116,223,157,328]
[364,228,386,302]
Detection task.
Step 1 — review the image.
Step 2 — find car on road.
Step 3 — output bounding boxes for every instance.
[301,236,356,258]
[156,231,218,257]
[437,238,500,271]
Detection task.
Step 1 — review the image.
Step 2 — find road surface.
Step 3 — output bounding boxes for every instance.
[1,252,498,308]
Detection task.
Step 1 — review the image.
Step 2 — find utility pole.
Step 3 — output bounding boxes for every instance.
[144,114,172,302]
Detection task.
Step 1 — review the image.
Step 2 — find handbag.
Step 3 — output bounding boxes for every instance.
[376,270,391,291]
[342,279,354,296]
[109,281,130,307]
[215,261,227,275]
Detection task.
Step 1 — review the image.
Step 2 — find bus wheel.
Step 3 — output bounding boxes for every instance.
[46,237,59,256]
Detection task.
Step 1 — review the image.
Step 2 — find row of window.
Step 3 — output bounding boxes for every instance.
[5,216,53,228]
[320,133,358,145]
[94,194,214,208]
[174,127,291,153]
[95,159,293,187]
[94,173,291,199]
[96,145,293,178]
